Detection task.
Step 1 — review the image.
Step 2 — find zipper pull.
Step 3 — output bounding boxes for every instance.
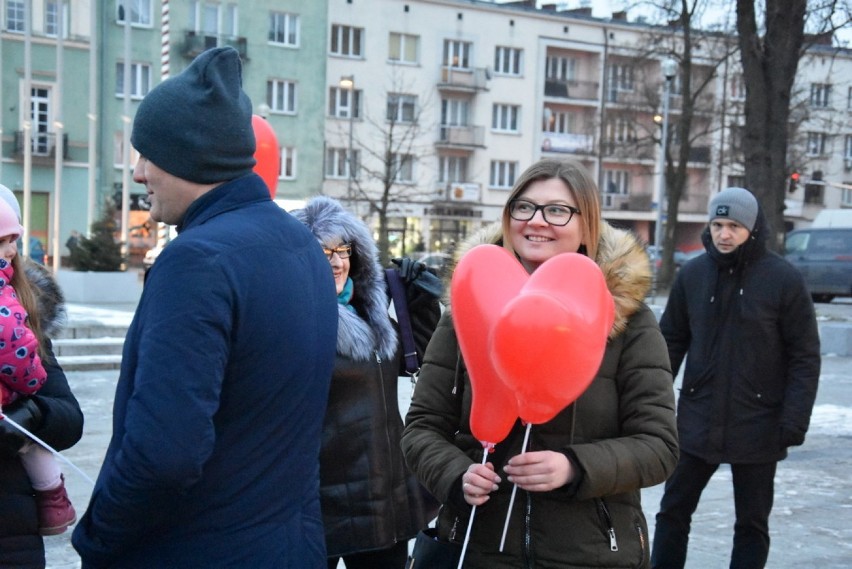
[608,527,618,551]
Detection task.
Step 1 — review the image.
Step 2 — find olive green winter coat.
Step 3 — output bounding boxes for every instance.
[401,222,679,569]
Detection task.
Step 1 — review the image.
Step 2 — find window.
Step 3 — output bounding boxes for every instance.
[325,148,359,179]
[848,86,852,110]
[441,98,470,126]
[267,80,297,114]
[494,46,522,76]
[116,0,152,26]
[729,74,745,101]
[543,110,576,134]
[845,134,852,159]
[438,156,468,183]
[45,1,69,37]
[806,132,826,156]
[490,160,517,189]
[189,2,238,38]
[387,94,417,123]
[546,56,576,81]
[727,175,746,189]
[810,83,831,108]
[605,118,636,144]
[115,62,151,99]
[603,170,630,195]
[114,131,141,168]
[609,63,634,92]
[443,40,471,70]
[389,32,418,64]
[492,104,520,132]
[269,12,299,46]
[5,0,24,32]
[280,147,296,180]
[329,87,361,119]
[392,153,414,183]
[330,24,363,57]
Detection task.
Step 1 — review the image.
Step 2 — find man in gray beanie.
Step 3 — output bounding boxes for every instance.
[72,47,339,567]
[651,187,821,569]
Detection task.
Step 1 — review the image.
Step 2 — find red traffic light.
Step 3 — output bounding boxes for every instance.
[791,171,800,181]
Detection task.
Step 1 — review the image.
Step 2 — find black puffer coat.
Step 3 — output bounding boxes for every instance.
[661,213,821,464]
[402,222,678,569]
[293,197,439,557]
[0,262,84,568]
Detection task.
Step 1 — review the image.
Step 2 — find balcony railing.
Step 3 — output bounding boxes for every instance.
[438,67,489,91]
[602,140,655,161]
[437,125,485,148]
[12,131,69,159]
[544,78,599,101]
[183,30,248,60]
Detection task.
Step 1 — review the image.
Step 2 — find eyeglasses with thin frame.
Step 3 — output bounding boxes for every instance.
[508,199,581,226]
[322,243,352,260]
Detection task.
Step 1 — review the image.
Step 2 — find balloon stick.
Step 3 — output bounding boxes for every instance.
[458,448,491,569]
[0,412,95,486]
[499,422,532,552]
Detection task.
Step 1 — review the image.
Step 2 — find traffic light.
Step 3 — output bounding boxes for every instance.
[788,170,800,193]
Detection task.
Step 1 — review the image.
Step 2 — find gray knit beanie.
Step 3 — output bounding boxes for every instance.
[131,47,255,184]
[708,187,758,231]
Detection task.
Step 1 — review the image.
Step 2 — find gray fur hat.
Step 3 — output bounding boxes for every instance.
[708,187,758,231]
[291,196,398,361]
[131,47,255,184]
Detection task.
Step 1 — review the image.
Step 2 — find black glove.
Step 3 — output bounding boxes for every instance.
[392,257,443,299]
[0,398,43,458]
[780,425,806,448]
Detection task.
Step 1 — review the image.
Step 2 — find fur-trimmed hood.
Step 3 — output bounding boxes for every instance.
[25,260,66,338]
[291,197,397,361]
[447,221,651,339]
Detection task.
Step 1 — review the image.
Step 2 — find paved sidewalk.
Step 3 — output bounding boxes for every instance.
[43,302,852,568]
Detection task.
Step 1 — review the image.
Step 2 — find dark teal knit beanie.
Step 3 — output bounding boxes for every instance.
[131,47,256,184]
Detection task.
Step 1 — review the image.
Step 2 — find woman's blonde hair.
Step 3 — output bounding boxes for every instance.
[10,256,50,362]
[500,158,601,261]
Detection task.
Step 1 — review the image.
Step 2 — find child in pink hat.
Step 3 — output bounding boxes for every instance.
[0,197,76,535]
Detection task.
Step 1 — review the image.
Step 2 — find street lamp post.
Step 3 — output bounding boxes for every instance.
[654,58,677,293]
[339,75,355,203]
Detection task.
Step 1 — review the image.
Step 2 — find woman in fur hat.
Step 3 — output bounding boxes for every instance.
[0,186,84,566]
[292,196,440,569]
[401,158,679,568]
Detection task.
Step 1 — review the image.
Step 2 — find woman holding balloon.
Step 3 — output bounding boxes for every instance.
[401,158,678,568]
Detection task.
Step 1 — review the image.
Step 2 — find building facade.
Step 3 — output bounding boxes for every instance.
[1,0,850,264]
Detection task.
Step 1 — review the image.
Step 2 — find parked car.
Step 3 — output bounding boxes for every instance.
[415,252,452,277]
[784,227,852,303]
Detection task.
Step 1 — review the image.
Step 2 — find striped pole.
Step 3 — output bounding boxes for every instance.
[151,0,171,256]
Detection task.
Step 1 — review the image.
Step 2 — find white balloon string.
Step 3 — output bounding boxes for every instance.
[457,449,490,569]
[499,422,532,552]
[0,412,96,486]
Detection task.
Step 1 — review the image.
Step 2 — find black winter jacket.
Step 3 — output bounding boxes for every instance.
[293,197,440,558]
[661,220,821,464]
[0,262,84,568]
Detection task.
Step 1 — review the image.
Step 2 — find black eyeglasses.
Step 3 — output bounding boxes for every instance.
[322,243,352,260]
[508,199,581,226]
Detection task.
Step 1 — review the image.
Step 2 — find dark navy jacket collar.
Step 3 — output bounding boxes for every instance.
[176,173,269,234]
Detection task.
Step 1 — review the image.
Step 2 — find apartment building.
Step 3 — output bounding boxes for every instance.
[2,0,850,263]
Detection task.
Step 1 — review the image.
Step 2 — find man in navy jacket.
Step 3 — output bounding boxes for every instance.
[72,47,338,567]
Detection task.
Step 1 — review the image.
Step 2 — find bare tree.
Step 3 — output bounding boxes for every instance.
[344,75,435,266]
[736,0,852,249]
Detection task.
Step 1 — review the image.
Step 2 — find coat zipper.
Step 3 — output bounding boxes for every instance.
[596,498,618,552]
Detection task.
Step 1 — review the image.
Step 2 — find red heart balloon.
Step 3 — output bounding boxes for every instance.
[251,115,280,198]
[451,245,523,446]
[492,253,614,424]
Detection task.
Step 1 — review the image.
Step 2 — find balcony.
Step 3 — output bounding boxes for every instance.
[12,131,69,161]
[541,132,595,155]
[602,141,655,161]
[544,78,599,101]
[182,30,248,60]
[601,193,630,210]
[437,125,485,149]
[438,67,489,92]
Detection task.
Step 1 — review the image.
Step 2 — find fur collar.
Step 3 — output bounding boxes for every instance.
[446,221,651,339]
[291,197,397,361]
[25,260,66,338]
